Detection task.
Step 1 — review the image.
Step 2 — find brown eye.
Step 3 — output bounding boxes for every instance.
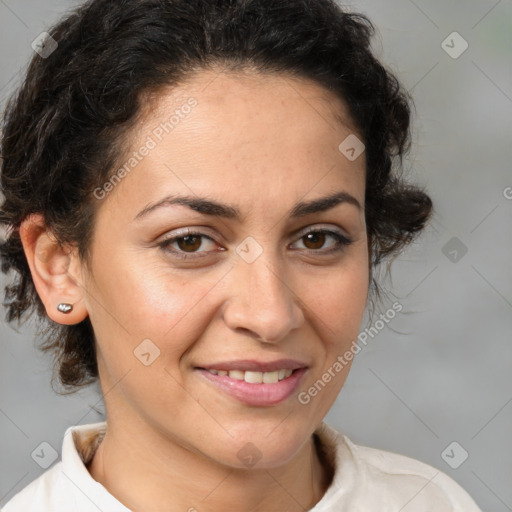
[302,232,327,250]
[177,235,202,252]
[158,230,220,259]
[290,229,353,254]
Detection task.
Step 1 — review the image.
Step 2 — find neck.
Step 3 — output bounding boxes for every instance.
[87,416,331,512]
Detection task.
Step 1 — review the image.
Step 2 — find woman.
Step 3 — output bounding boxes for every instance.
[0,0,482,510]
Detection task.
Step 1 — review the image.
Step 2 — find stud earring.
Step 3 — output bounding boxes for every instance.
[57,303,73,314]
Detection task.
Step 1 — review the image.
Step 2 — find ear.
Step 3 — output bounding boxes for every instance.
[19,214,89,325]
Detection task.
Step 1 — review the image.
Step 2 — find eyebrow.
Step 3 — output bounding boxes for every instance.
[134,190,361,222]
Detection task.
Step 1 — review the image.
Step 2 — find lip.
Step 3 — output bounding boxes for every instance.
[197,359,308,373]
[194,359,309,406]
[196,367,308,406]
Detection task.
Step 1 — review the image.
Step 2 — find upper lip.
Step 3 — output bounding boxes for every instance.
[196,359,309,372]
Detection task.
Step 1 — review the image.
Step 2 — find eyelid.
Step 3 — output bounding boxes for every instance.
[157,223,353,261]
[157,228,223,259]
[289,226,353,255]
[291,223,348,241]
[159,224,347,245]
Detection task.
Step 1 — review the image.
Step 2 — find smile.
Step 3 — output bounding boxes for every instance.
[205,368,294,383]
[196,367,307,406]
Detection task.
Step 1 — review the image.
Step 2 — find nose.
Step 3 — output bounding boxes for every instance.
[222,254,305,344]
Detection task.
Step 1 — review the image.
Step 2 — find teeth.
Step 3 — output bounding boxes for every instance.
[263,371,279,384]
[207,368,295,383]
[244,371,263,384]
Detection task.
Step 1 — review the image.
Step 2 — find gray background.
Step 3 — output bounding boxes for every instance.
[0,1,511,510]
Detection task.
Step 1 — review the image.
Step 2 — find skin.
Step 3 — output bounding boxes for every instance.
[20,68,369,512]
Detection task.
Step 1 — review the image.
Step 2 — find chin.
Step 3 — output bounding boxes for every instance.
[210,419,312,470]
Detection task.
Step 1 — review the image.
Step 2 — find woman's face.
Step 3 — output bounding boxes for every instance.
[77,69,369,468]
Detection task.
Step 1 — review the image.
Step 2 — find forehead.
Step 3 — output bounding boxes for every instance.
[141,67,360,140]
[103,68,365,218]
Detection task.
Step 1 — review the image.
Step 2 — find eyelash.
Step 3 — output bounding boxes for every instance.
[157,228,354,260]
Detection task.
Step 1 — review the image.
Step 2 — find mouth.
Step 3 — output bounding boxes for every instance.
[194,360,308,406]
[200,368,295,384]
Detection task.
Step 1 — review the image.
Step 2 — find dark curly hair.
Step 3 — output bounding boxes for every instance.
[0,0,432,392]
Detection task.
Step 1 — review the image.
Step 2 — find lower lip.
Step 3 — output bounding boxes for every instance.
[196,368,308,406]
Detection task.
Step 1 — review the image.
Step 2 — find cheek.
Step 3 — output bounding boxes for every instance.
[298,251,368,409]
[85,252,220,368]
[305,256,369,344]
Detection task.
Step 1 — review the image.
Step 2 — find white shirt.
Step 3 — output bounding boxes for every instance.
[2,421,482,511]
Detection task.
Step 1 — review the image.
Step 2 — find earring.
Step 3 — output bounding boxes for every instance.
[57,303,73,314]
